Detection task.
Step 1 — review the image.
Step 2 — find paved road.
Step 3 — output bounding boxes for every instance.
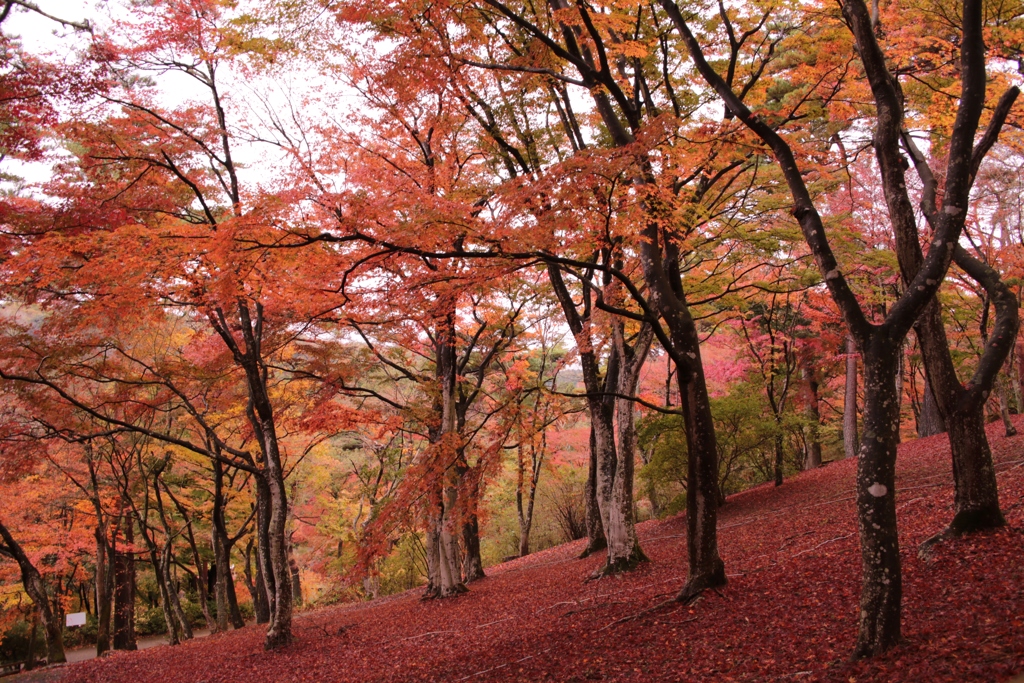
[6,629,215,682]
[63,630,212,664]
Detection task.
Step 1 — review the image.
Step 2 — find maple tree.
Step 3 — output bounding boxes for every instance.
[1,0,1023,674]
[663,0,1017,656]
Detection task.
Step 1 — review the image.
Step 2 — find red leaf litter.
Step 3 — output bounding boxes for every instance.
[57,420,1024,682]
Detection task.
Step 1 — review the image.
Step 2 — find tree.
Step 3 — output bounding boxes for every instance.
[662,0,1014,655]
[0,521,65,664]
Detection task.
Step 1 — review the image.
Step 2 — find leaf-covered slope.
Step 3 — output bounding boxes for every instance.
[59,419,1024,682]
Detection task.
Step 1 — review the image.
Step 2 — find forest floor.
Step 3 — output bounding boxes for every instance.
[26,417,1024,682]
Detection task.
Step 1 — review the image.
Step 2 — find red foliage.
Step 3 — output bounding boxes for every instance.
[57,419,1024,682]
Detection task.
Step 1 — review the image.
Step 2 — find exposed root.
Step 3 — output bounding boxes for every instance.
[587,546,649,580]
[577,537,607,559]
[675,562,727,604]
[263,626,293,650]
[420,582,469,601]
[596,599,685,632]
[949,506,1006,535]
[918,528,950,560]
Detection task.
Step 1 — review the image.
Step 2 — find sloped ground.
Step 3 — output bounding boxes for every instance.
[53,419,1024,682]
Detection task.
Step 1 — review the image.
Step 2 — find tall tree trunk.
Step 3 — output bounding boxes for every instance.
[167,488,215,633]
[773,428,785,486]
[93,526,112,656]
[211,462,230,631]
[907,258,1013,534]
[286,536,302,607]
[151,461,193,641]
[86,458,112,656]
[580,424,608,557]
[244,537,269,624]
[633,208,725,598]
[25,612,39,670]
[546,265,607,558]
[253,483,275,624]
[160,536,194,640]
[853,339,902,658]
[917,376,946,437]
[137,508,180,646]
[844,336,860,458]
[0,521,66,664]
[458,461,485,583]
[112,518,136,651]
[210,301,292,649]
[422,303,468,599]
[597,321,654,574]
[998,377,1017,437]
[673,336,727,601]
[801,365,823,469]
[515,442,541,557]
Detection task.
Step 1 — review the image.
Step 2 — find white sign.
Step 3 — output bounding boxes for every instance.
[66,612,86,628]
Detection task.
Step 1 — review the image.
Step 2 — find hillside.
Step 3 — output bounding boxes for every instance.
[41,419,1024,682]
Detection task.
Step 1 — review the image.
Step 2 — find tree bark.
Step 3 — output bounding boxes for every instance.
[844,336,860,458]
[460,510,485,583]
[580,424,608,557]
[997,377,1017,437]
[287,537,303,607]
[151,460,194,641]
[658,0,997,655]
[211,461,246,630]
[0,520,66,664]
[209,301,292,649]
[93,524,112,656]
[112,518,136,651]
[546,264,608,558]
[853,339,902,658]
[422,302,468,599]
[243,537,269,624]
[801,365,823,469]
[917,376,946,437]
[597,320,653,574]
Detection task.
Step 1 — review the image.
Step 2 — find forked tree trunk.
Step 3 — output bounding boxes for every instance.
[423,489,466,598]
[211,462,246,630]
[546,264,609,558]
[597,321,654,574]
[661,0,1000,657]
[210,301,292,649]
[0,521,66,664]
[161,536,194,641]
[843,336,860,458]
[423,303,468,599]
[144,533,180,645]
[903,258,1014,534]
